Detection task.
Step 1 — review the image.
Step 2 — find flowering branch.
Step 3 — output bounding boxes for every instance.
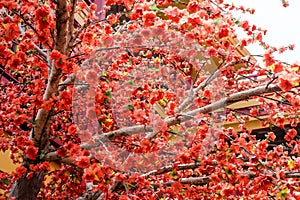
[9,1,69,198]
[47,83,283,164]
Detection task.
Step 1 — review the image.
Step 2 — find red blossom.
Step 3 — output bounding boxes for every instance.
[26,145,38,160]
[274,62,283,73]
[124,0,135,10]
[132,108,146,123]
[207,47,217,57]
[115,173,127,182]
[257,140,268,151]
[26,171,34,179]
[171,181,182,192]
[68,125,77,135]
[255,32,263,41]
[9,56,21,70]
[268,132,276,142]
[282,0,289,7]
[35,6,49,21]
[78,2,87,10]
[86,108,97,120]
[278,78,294,91]
[142,11,156,27]
[4,23,20,41]
[40,162,50,171]
[102,35,114,46]
[263,52,275,66]
[85,70,98,83]
[203,90,211,98]
[14,166,27,179]
[218,27,229,38]
[82,169,95,182]
[284,128,297,141]
[187,1,200,13]
[90,3,97,11]
[50,50,63,60]
[291,97,300,109]
[163,6,183,23]
[76,156,90,168]
[80,130,92,143]
[57,148,67,157]
[0,0,17,9]
[250,107,259,116]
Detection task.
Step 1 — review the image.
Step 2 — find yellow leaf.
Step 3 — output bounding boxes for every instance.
[293,81,299,86]
[268,64,275,72]
[159,99,167,107]
[288,159,294,170]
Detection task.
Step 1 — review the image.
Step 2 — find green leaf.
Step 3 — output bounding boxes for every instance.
[104,89,112,99]
[127,104,134,111]
[29,119,37,126]
[224,166,233,176]
[59,57,63,65]
[168,170,178,179]
[151,3,161,13]
[276,188,288,200]
[233,17,241,25]
[39,150,46,160]
[2,178,10,185]
[126,182,135,188]
[127,80,134,85]
[214,18,222,26]
[150,67,159,71]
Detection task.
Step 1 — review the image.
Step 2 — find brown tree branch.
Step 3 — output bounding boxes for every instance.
[62,83,283,152]
[80,169,300,200]
[9,0,69,199]
[141,162,203,178]
[46,84,284,170]
[175,60,236,113]
[163,177,211,186]
[67,0,77,44]
[68,19,90,54]
[58,73,76,91]
[32,0,69,148]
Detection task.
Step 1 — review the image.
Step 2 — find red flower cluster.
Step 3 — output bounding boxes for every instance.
[76,156,90,168]
[142,11,156,27]
[50,50,73,73]
[26,145,38,160]
[278,78,294,92]
[285,128,297,141]
[35,6,50,30]
[4,23,20,42]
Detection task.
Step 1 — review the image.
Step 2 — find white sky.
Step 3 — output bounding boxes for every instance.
[226,0,300,64]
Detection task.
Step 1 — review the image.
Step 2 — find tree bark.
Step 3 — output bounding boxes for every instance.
[9,170,46,200]
[9,0,69,199]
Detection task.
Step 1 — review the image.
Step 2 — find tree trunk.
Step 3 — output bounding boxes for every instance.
[9,170,45,200]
